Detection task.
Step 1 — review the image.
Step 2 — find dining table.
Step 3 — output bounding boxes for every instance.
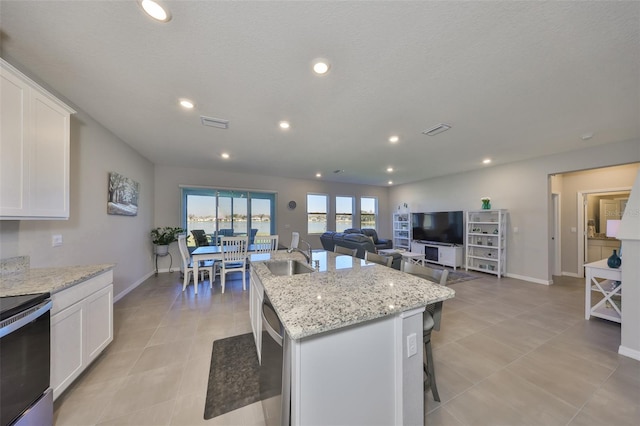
[191,244,266,287]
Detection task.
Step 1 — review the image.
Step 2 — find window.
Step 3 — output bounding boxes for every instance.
[360,196,377,229]
[307,193,328,234]
[182,188,276,246]
[335,196,354,232]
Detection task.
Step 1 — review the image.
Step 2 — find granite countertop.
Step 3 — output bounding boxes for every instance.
[251,250,455,340]
[588,236,620,241]
[0,264,115,297]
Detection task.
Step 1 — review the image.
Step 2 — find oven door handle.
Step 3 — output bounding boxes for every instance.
[0,300,52,339]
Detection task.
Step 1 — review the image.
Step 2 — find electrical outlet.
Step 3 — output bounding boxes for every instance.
[52,234,63,247]
[407,333,417,357]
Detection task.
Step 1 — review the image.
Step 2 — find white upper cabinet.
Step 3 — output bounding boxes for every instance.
[1,59,75,219]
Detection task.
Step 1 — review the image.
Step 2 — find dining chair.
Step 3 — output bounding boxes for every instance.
[178,235,215,293]
[220,236,249,293]
[400,259,449,402]
[364,250,392,267]
[253,235,279,253]
[191,229,210,247]
[334,245,357,257]
[249,228,259,244]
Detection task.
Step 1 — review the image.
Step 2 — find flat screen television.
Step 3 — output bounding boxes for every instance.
[411,211,464,245]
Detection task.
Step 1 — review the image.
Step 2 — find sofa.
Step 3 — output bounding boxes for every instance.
[320,230,401,269]
[343,228,393,251]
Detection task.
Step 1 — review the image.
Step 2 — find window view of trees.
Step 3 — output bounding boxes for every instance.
[360,197,377,229]
[307,193,328,234]
[336,196,354,232]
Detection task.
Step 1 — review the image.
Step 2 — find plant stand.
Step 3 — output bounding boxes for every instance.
[154,245,173,275]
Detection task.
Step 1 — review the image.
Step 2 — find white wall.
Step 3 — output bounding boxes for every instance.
[0,109,155,299]
[389,139,640,283]
[618,169,640,360]
[152,165,391,270]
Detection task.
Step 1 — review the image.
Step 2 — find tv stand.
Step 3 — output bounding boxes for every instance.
[411,241,464,270]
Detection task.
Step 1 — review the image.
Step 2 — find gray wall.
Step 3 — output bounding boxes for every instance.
[389,139,640,283]
[558,164,638,275]
[152,165,391,271]
[0,109,155,299]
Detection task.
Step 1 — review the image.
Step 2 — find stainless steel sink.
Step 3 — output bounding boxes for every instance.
[266,259,314,276]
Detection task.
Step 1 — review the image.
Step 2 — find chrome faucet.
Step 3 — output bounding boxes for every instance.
[288,239,312,264]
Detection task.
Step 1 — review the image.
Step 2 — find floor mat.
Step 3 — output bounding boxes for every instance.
[204,332,280,419]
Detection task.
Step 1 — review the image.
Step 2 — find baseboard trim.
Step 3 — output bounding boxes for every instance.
[505,272,552,285]
[562,271,580,278]
[618,345,640,361]
[113,271,155,303]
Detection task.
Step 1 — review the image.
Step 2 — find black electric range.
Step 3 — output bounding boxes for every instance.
[0,292,50,321]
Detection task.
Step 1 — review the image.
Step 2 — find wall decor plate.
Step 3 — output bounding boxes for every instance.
[288,200,297,210]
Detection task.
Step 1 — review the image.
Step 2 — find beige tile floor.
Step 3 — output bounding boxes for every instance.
[53,270,639,425]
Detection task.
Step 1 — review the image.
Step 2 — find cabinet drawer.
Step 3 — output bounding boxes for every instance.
[51,270,113,315]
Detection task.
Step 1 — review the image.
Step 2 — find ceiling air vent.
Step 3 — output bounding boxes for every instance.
[422,123,451,136]
[200,116,229,129]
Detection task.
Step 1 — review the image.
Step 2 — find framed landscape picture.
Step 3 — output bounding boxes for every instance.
[107,172,139,216]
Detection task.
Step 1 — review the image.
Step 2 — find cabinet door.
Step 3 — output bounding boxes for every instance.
[29,91,70,218]
[587,245,602,263]
[0,69,29,216]
[84,284,113,363]
[439,247,453,265]
[250,269,264,363]
[51,302,84,400]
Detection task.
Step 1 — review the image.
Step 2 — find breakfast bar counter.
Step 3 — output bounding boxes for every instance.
[250,250,455,426]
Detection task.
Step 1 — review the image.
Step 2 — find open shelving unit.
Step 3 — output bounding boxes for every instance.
[465,209,507,277]
[392,213,410,250]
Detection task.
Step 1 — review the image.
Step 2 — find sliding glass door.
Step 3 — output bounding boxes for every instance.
[182,188,276,247]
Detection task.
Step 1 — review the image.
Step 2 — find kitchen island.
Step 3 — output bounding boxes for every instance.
[250,250,455,426]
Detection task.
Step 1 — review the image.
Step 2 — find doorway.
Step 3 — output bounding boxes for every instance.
[578,189,630,277]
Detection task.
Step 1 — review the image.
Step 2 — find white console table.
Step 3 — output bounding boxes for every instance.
[584,259,622,323]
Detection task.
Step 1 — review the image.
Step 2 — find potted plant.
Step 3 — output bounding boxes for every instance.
[151,226,185,255]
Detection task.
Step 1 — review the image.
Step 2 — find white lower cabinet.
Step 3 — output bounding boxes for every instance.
[50,270,113,400]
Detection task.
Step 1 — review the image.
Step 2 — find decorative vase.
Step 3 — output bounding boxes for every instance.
[482,201,491,210]
[607,249,621,269]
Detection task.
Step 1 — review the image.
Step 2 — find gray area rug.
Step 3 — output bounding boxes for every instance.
[429,266,479,285]
[204,332,280,419]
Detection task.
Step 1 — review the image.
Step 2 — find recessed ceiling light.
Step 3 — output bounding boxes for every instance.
[422,123,451,136]
[388,181,393,185]
[389,136,399,143]
[313,60,330,75]
[279,121,290,129]
[139,0,171,22]
[386,167,394,173]
[221,153,230,159]
[315,173,322,178]
[179,99,194,109]
[482,158,492,164]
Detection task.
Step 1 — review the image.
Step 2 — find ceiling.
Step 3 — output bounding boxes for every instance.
[1,0,638,186]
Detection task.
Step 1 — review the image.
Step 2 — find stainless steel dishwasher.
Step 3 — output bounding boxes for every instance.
[260,297,290,426]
